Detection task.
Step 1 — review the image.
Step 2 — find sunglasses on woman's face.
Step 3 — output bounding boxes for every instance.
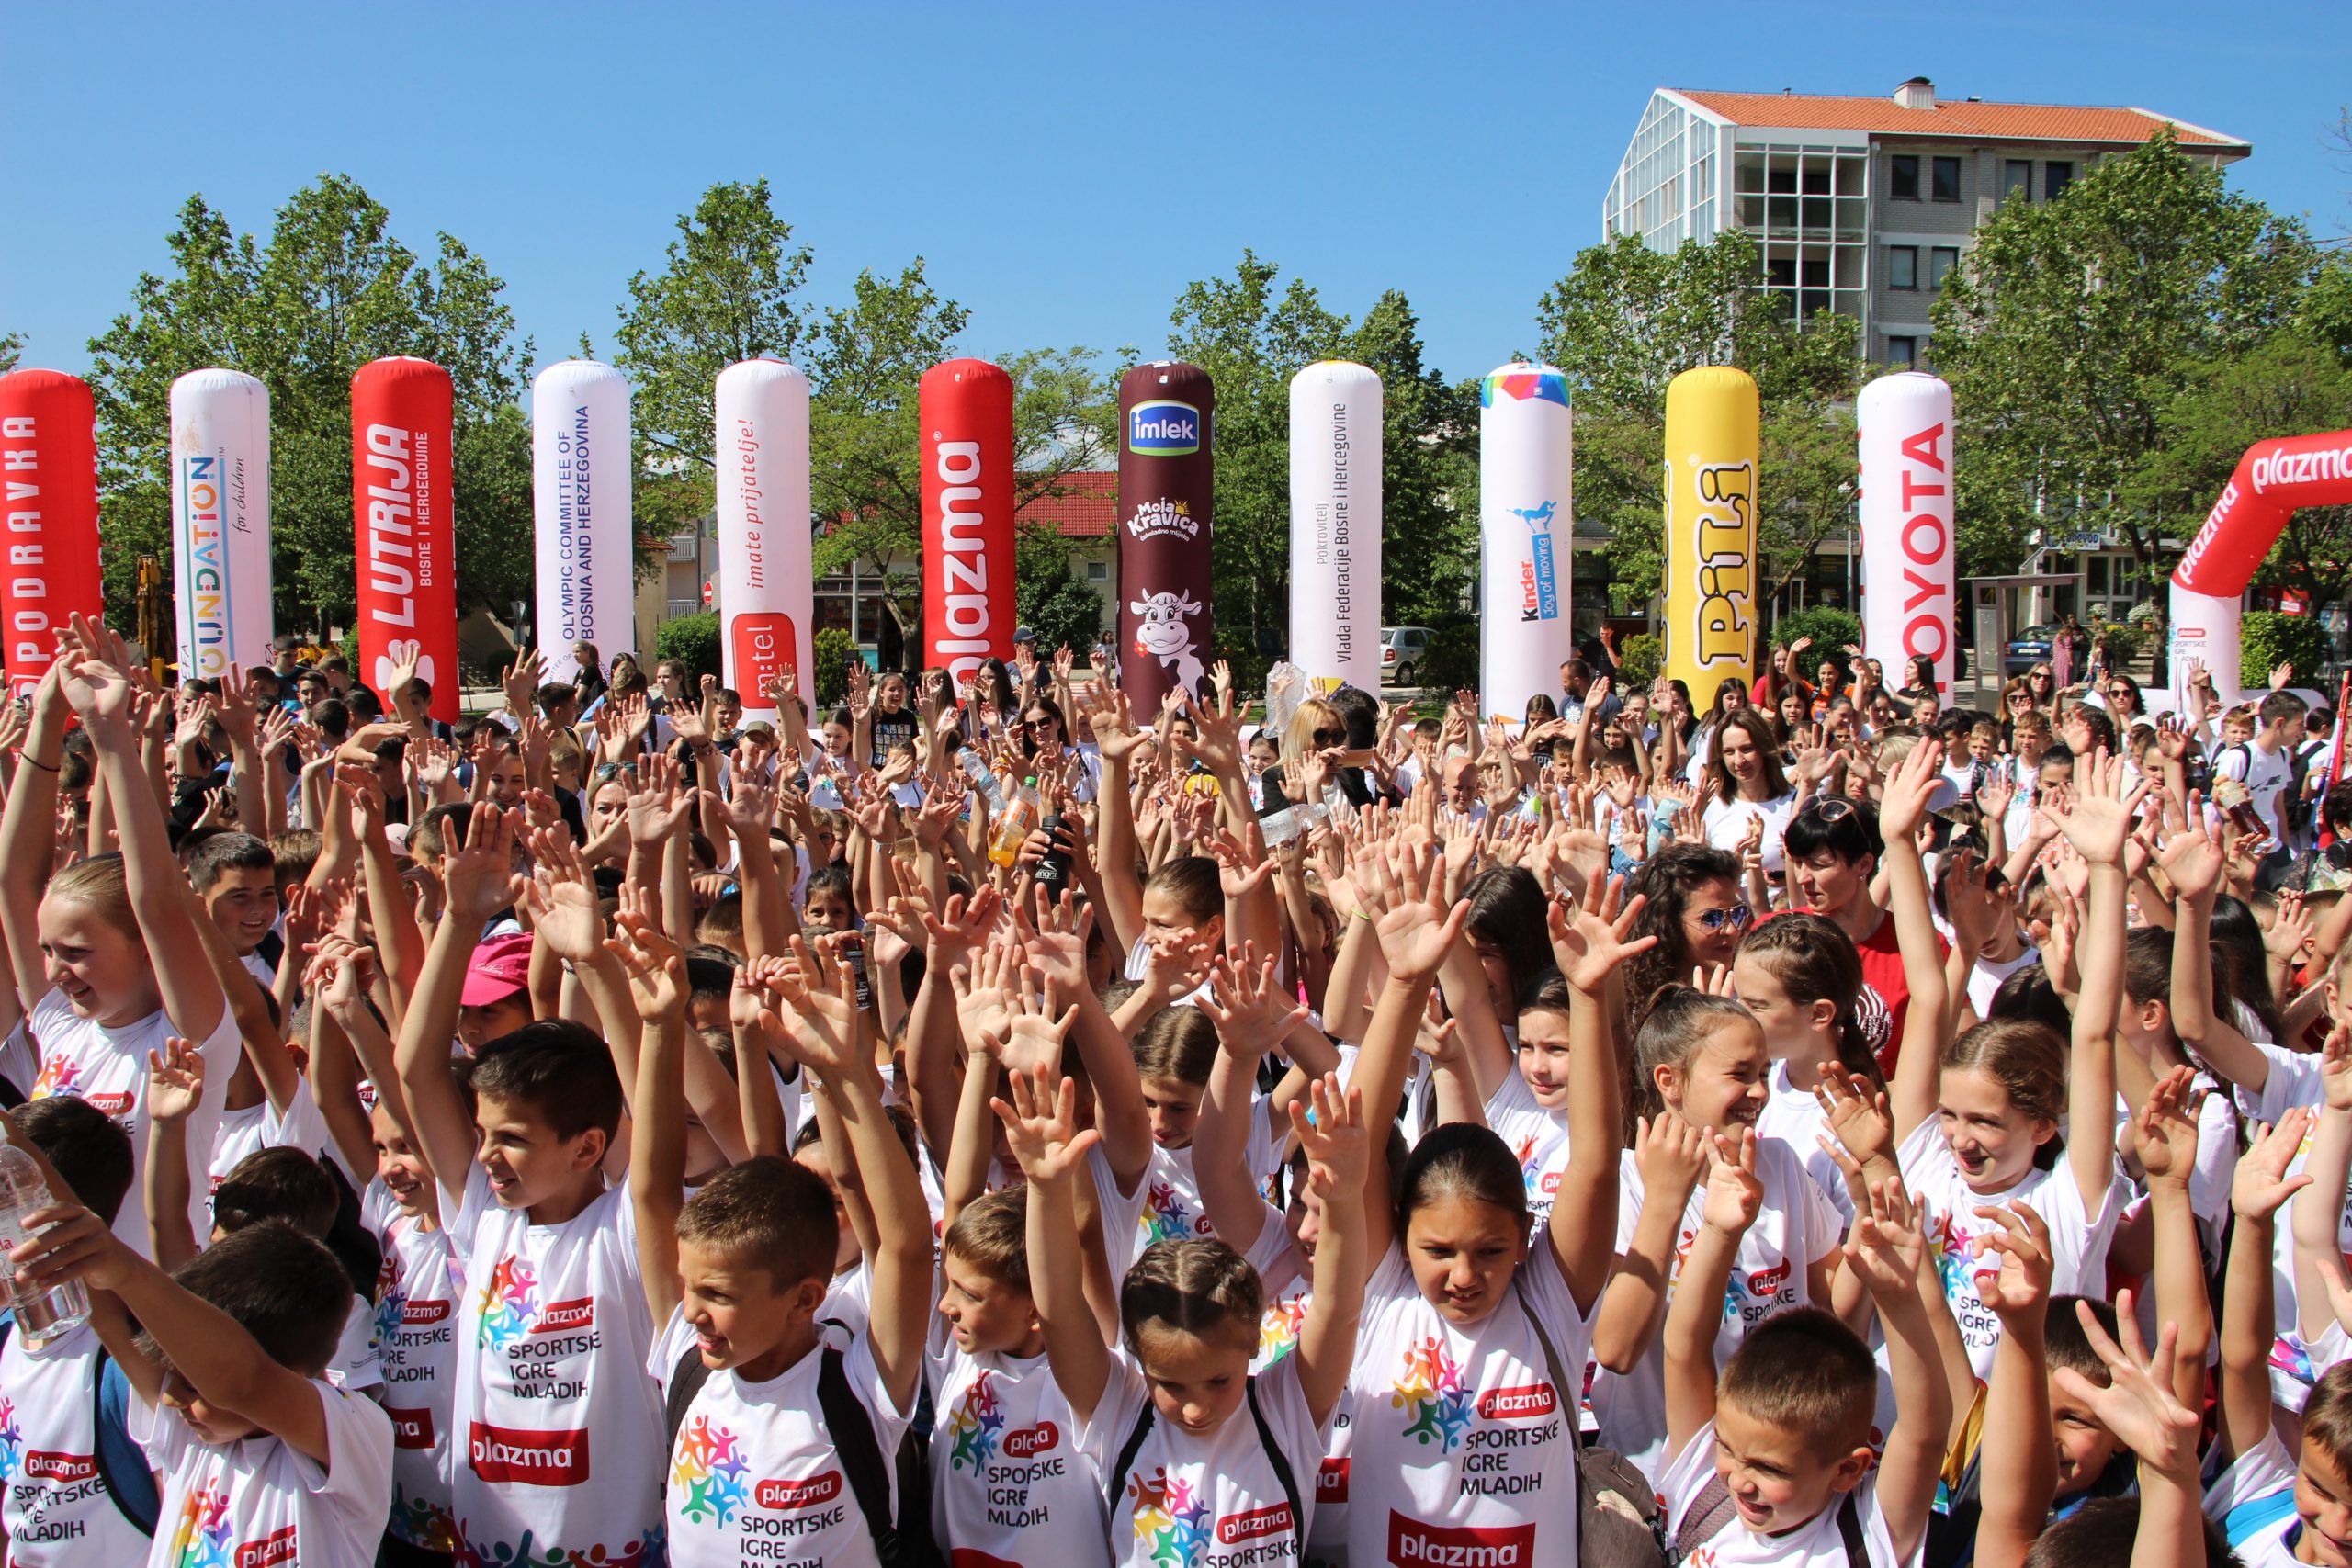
[1692,903,1754,931]
[1313,728,1348,747]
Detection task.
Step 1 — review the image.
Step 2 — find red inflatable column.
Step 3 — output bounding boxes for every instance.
[0,369,105,697]
[1116,362,1216,714]
[351,358,459,723]
[920,360,1017,683]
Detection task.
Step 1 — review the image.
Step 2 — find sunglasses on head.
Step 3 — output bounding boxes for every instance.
[1807,796,1859,824]
[1694,902,1754,931]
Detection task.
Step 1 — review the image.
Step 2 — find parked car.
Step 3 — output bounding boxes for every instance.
[2005,623,2060,676]
[1380,626,1434,686]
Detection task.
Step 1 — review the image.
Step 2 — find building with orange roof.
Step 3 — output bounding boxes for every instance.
[1603,78,2249,369]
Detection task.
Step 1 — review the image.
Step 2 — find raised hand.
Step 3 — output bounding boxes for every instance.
[2322,1020,2352,1114]
[1199,945,1312,1055]
[1967,1200,2052,1323]
[1634,1111,1708,1205]
[519,828,605,963]
[1701,1128,1766,1236]
[441,804,524,926]
[1843,1176,1928,1297]
[760,935,865,1077]
[626,751,695,845]
[954,938,1019,1057]
[2268,889,2315,966]
[2156,813,2225,903]
[2133,1065,2205,1184]
[502,642,543,716]
[990,1063,1100,1184]
[605,886,687,1025]
[1546,872,1655,994]
[2042,747,2149,867]
[1290,1073,1370,1201]
[1372,840,1470,983]
[2051,1292,2202,1478]
[1812,1069,1896,1172]
[1014,885,1096,992]
[1875,736,1946,842]
[2232,1108,2316,1220]
[1001,973,1079,1080]
[145,1036,207,1124]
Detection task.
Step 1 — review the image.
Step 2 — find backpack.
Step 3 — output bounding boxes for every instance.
[1674,1476,1865,1565]
[1509,1272,1673,1568]
[663,1336,944,1568]
[0,1311,161,1536]
[1107,1376,1303,1555]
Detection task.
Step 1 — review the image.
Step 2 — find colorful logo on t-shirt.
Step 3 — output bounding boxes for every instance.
[1256,1293,1309,1368]
[2272,1333,2319,1389]
[1138,1179,1208,1244]
[1510,1135,1543,1201]
[1392,1335,1476,1453]
[672,1415,752,1527]
[1129,1465,1214,1566]
[0,1396,19,1482]
[375,1281,408,1349]
[28,1054,79,1100]
[389,1483,461,1553]
[475,1255,540,1349]
[1925,1210,1983,1300]
[947,1369,1007,1471]
[168,1485,234,1568]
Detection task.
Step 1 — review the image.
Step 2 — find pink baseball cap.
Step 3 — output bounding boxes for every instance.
[460,931,534,1009]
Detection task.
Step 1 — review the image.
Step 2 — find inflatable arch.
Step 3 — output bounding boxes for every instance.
[2168,429,2352,704]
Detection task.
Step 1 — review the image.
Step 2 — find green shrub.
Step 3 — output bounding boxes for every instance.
[1418,615,1480,692]
[653,613,721,691]
[2092,620,2143,666]
[1614,632,1663,685]
[1768,605,1861,654]
[2242,612,2327,688]
[813,627,856,706]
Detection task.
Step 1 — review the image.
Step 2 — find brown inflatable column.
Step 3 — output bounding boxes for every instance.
[1116,362,1216,714]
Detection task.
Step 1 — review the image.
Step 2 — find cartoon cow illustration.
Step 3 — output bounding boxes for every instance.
[1129,590,1204,695]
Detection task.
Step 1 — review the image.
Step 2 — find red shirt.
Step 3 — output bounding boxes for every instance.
[1764,905,1948,1077]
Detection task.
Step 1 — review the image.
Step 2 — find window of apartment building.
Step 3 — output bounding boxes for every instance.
[1086,560,1108,581]
[1890,154,1920,200]
[2044,161,2075,200]
[1931,156,1962,201]
[1888,246,1918,290]
[2005,160,2032,201]
[1929,247,1959,289]
[1888,335,1917,367]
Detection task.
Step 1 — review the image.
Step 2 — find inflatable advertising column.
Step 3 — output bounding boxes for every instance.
[715,360,813,719]
[351,357,459,724]
[1478,363,1573,722]
[1289,360,1383,688]
[1662,367,1759,695]
[1857,371,1955,699]
[2170,429,2352,704]
[921,358,1015,684]
[532,361,633,686]
[1116,362,1215,714]
[0,368,105,696]
[170,368,273,680]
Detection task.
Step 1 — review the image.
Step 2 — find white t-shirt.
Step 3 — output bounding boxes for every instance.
[1965,948,2040,1019]
[1660,1419,1905,1565]
[928,1318,1107,1568]
[207,1083,334,1225]
[1230,1201,1313,1376]
[1086,1349,1327,1568]
[1704,792,1797,874]
[2228,1042,2352,1410]
[1483,1069,1574,1231]
[652,1313,910,1568]
[362,1181,464,1554]
[136,1378,394,1568]
[445,1167,663,1566]
[28,990,241,1254]
[2217,738,2297,843]
[1591,1138,1843,1479]
[1895,1118,2126,1382]
[1321,1237,1590,1568]
[0,1320,154,1563]
[1756,1064,1859,1224]
[2202,1431,2305,1568]
[324,1293,380,1394]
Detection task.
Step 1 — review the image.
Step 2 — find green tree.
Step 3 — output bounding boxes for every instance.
[1163,250,1351,666]
[0,333,19,373]
[1930,130,2318,585]
[1534,229,1863,615]
[84,177,536,644]
[2123,333,2352,604]
[1347,291,1478,624]
[1012,522,1102,654]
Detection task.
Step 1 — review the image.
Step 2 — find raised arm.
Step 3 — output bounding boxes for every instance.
[1878,738,1953,1142]
[0,665,69,1009]
[1665,1130,1759,1458]
[1971,1202,2056,1568]
[1544,875,1649,1309]
[396,804,523,1194]
[1289,1074,1370,1427]
[610,909,689,1329]
[2044,748,2142,1213]
[998,1065,1110,1423]
[2221,1111,2312,1462]
[2158,818,2271,1091]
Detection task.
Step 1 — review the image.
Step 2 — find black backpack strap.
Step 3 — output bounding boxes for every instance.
[90,1347,160,1535]
[1245,1379,1305,1551]
[662,1346,713,1459]
[817,1345,904,1566]
[1108,1398,1156,1516]
[1838,1488,1867,1565]
[1508,1269,1581,1449]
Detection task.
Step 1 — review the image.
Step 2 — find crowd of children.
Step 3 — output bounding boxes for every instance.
[2,619,2349,1566]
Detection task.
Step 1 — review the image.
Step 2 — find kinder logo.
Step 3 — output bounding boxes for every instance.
[1216,1502,1295,1545]
[469,1421,589,1485]
[758,1470,843,1510]
[24,1450,95,1483]
[534,1297,594,1331]
[388,1406,438,1450]
[84,1091,133,1117]
[1743,1258,1792,1298]
[1389,1513,1537,1566]
[403,1299,451,1325]
[1477,1382,1558,1420]
[1003,1421,1060,1459]
[1317,1456,1351,1503]
[1127,400,1202,456]
[236,1526,299,1568]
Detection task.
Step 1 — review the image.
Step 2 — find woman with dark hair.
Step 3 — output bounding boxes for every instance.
[2101,671,2146,727]
[1701,711,1797,881]
[1460,866,1553,1033]
[1685,675,1754,783]
[1623,841,1749,1019]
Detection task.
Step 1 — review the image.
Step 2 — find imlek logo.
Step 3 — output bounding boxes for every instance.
[1127,400,1202,456]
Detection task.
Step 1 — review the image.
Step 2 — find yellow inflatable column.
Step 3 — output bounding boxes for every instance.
[1662,367,1760,698]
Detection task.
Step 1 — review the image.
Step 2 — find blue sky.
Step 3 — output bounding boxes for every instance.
[5,2,2346,389]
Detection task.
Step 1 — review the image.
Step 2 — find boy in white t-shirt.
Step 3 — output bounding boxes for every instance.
[1659,1149,1951,1565]
[11,1200,394,1568]
[628,923,936,1568]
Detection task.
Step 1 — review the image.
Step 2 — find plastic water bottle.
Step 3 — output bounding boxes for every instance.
[0,1133,88,1349]
[989,776,1042,868]
[958,748,1007,815]
[1260,799,1329,848]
